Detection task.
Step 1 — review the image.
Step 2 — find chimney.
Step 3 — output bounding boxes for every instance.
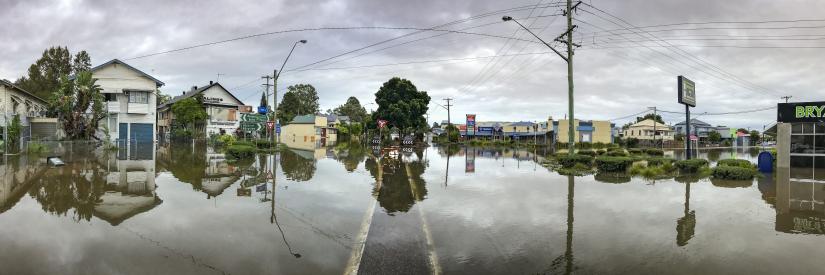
[191,86,197,91]
[181,91,185,95]
[209,81,213,85]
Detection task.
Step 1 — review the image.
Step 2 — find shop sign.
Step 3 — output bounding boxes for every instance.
[466,114,476,135]
[778,102,825,123]
[678,76,696,107]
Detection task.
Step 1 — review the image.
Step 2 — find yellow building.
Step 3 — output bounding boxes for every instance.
[554,119,613,143]
[623,119,674,140]
[280,115,337,150]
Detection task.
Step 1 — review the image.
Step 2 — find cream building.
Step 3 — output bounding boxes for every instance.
[84,59,164,144]
[554,119,613,143]
[157,81,245,138]
[280,115,337,151]
[623,119,674,140]
[1,80,49,148]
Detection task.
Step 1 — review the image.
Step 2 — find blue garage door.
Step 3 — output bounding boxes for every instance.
[130,123,153,143]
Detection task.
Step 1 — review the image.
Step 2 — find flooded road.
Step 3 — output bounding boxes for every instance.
[0,143,822,274]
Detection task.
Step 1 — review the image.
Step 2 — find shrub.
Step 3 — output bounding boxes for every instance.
[226,144,256,158]
[628,148,643,155]
[596,149,607,155]
[254,139,273,148]
[557,154,593,168]
[577,149,597,157]
[675,159,709,173]
[644,148,664,156]
[606,150,628,157]
[233,140,255,147]
[646,157,674,166]
[712,166,757,180]
[27,142,47,154]
[216,134,236,146]
[717,159,753,169]
[595,156,633,172]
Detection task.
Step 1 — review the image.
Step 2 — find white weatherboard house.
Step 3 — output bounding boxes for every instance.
[87,59,164,144]
[0,79,49,148]
[157,81,244,138]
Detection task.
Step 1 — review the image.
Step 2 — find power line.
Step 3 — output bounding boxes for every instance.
[285,51,555,72]
[606,109,650,121]
[579,24,825,37]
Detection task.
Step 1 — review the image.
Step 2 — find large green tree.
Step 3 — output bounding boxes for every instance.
[276,84,319,124]
[16,47,91,100]
[333,96,368,122]
[171,96,207,137]
[50,72,106,140]
[372,77,430,134]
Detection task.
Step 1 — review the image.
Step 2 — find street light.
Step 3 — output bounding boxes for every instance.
[272,39,307,145]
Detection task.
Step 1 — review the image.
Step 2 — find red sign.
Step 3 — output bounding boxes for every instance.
[689,135,698,141]
[267,121,275,130]
[377,119,388,129]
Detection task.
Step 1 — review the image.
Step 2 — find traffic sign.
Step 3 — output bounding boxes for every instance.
[689,135,698,141]
[258,106,268,114]
[267,121,275,130]
[276,123,281,134]
[377,119,388,129]
[240,121,262,132]
[241,113,267,122]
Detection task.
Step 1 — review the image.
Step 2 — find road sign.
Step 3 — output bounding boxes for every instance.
[242,113,268,122]
[266,171,273,180]
[377,119,388,129]
[276,123,281,134]
[689,135,698,141]
[267,121,275,130]
[240,121,261,132]
[466,114,476,135]
[258,106,268,114]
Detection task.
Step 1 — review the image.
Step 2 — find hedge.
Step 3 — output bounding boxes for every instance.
[646,157,674,166]
[595,156,633,172]
[557,154,593,168]
[226,144,256,159]
[712,166,757,180]
[717,159,753,169]
[644,148,664,156]
[675,159,709,173]
[628,148,643,155]
[606,150,628,157]
[577,149,597,157]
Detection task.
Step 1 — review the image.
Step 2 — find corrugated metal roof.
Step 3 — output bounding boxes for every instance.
[290,114,316,124]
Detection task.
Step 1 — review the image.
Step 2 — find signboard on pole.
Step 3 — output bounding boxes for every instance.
[266,121,275,130]
[777,101,825,123]
[275,123,281,134]
[258,106,268,115]
[678,76,696,107]
[377,119,388,129]
[466,114,476,136]
[689,135,698,141]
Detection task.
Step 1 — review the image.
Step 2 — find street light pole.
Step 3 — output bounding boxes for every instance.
[504,0,580,155]
[271,40,307,147]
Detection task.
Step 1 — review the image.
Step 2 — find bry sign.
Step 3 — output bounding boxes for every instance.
[778,102,825,122]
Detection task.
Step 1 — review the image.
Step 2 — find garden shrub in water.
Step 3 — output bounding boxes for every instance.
[717,158,753,169]
[711,166,757,180]
[644,148,664,156]
[646,157,674,166]
[606,150,628,157]
[577,149,597,157]
[557,154,593,168]
[628,148,643,155]
[595,156,633,172]
[675,159,709,173]
[226,144,256,158]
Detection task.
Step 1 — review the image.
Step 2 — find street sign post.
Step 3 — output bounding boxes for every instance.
[678,76,696,159]
[466,114,476,137]
[276,123,281,134]
[267,121,275,131]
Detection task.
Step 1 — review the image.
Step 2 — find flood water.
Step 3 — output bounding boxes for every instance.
[0,142,822,274]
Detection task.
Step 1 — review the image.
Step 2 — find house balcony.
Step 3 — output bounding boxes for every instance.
[107,102,121,113]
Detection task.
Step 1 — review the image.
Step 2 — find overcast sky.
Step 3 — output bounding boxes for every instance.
[2,0,825,130]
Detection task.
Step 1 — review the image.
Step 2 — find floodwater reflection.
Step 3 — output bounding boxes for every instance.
[0,145,823,274]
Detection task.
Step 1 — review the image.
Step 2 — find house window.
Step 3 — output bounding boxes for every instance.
[106,94,118,102]
[128,91,149,104]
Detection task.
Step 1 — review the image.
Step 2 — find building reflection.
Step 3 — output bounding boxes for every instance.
[0,155,46,214]
[331,142,367,172]
[157,142,247,198]
[774,168,825,234]
[364,147,428,213]
[280,148,317,182]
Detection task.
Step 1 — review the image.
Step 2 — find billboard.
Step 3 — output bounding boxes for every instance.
[778,101,825,123]
[678,76,696,107]
[466,114,476,136]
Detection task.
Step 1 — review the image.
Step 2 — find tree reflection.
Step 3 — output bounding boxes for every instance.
[280,148,316,182]
[159,142,208,189]
[333,142,366,172]
[27,160,107,222]
[364,148,428,213]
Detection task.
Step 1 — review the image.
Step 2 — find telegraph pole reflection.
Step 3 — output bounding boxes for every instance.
[564,175,574,274]
[270,152,301,258]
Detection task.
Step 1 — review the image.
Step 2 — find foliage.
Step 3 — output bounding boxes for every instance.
[439,124,459,143]
[674,133,685,142]
[16,47,91,100]
[157,92,172,105]
[576,149,597,157]
[675,159,709,173]
[332,96,368,122]
[644,148,664,156]
[50,72,106,140]
[717,158,753,169]
[371,77,430,134]
[749,130,760,145]
[171,97,207,138]
[708,131,722,143]
[595,156,633,172]
[27,142,47,154]
[557,154,593,168]
[606,149,628,157]
[280,148,317,182]
[628,148,643,155]
[7,115,22,153]
[432,122,440,128]
[646,157,674,166]
[711,166,758,180]
[226,144,256,159]
[624,138,640,148]
[277,84,319,124]
[216,134,236,146]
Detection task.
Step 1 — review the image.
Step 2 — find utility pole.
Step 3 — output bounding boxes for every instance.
[444,98,453,141]
[649,106,658,148]
[502,0,580,155]
[262,75,274,140]
[781,96,792,103]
